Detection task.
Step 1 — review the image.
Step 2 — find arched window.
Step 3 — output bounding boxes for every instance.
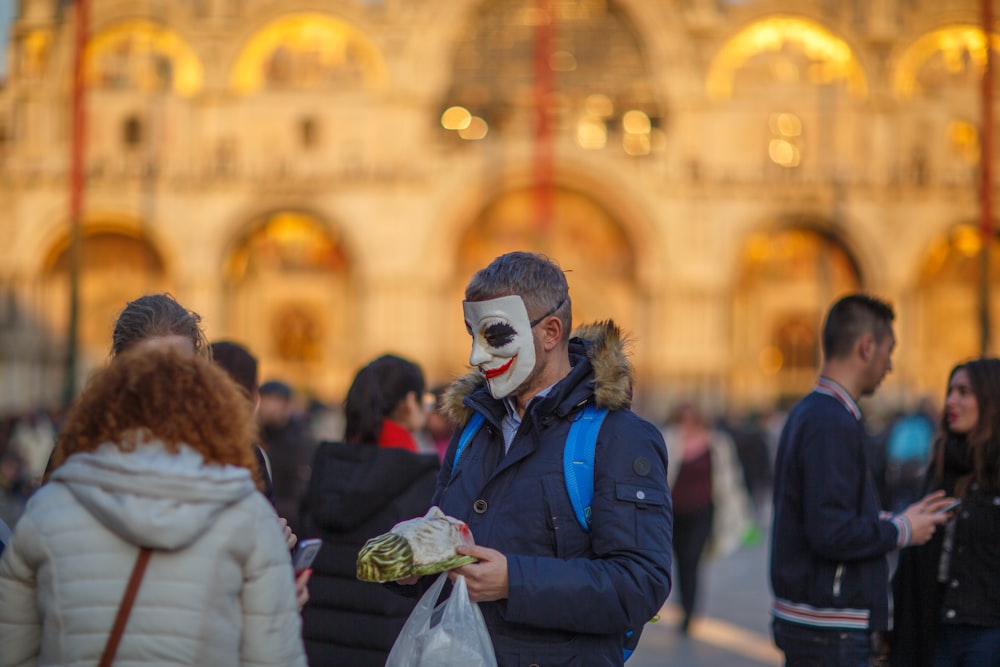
[43,228,168,368]
[224,212,353,396]
[445,186,638,372]
[85,21,203,95]
[439,0,664,155]
[734,227,861,405]
[230,14,387,93]
[707,17,867,100]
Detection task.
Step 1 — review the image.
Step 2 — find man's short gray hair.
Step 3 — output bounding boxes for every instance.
[465,251,572,338]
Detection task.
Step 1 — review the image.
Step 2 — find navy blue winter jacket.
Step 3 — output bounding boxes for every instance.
[770,387,907,632]
[434,322,673,667]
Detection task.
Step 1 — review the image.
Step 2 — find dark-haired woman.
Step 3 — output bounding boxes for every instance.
[299,354,440,667]
[892,358,1000,667]
[0,347,306,666]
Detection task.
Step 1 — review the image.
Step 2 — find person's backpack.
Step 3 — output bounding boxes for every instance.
[452,404,647,661]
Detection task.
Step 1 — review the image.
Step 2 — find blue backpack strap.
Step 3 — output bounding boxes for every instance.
[563,404,609,532]
[451,412,485,474]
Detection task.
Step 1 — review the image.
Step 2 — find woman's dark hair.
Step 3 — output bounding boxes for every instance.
[344,354,425,445]
[111,293,209,358]
[934,357,1000,492]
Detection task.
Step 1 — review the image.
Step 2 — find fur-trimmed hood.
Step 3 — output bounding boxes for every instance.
[442,320,633,425]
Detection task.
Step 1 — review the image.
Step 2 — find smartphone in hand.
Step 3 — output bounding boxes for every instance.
[292,538,323,574]
[937,498,961,515]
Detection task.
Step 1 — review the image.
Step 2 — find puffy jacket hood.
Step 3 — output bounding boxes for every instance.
[50,440,257,551]
[306,444,440,532]
[442,319,633,424]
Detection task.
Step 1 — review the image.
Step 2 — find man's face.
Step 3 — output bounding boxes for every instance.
[463,295,537,399]
[862,328,895,396]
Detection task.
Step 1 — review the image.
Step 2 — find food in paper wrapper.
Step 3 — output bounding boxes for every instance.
[357,506,477,582]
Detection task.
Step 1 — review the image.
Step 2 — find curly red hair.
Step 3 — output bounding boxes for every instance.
[50,346,261,486]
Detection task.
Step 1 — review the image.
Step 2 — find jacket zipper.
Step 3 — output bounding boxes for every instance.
[833,563,844,598]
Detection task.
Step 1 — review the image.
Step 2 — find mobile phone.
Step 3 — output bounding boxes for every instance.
[937,498,961,515]
[292,538,322,573]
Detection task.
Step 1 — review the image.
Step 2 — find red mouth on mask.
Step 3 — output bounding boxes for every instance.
[483,357,515,379]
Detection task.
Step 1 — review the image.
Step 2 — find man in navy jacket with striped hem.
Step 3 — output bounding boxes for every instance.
[769,294,954,666]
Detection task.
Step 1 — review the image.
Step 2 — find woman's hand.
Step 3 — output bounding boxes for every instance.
[295,568,312,610]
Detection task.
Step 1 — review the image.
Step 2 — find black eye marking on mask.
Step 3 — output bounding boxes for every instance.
[484,322,517,348]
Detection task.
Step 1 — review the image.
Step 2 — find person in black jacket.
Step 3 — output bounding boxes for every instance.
[298,354,439,667]
[892,358,1000,667]
[769,294,952,667]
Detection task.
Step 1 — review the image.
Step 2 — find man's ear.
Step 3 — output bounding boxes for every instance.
[858,333,875,362]
[540,316,564,352]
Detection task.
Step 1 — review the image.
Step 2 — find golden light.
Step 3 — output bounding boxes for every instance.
[953,224,982,258]
[770,112,802,137]
[759,345,784,375]
[769,139,800,167]
[230,13,388,94]
[577,117,608,149]
[441,106,472,130]
[622,110,651,134]
[707,17,867,99]
[948,119,980,164]
[623,132,651,156]
[745,233,773,263]
[85,20,203,95]
[459,116,488,140]
[894,26,1000,97]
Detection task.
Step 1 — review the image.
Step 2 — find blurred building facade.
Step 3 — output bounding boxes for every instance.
[0,0,996,416]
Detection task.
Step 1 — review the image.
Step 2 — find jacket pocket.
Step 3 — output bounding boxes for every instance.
[616,483,669,549]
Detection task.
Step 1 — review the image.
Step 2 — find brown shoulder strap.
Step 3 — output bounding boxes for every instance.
[98,547,152,667]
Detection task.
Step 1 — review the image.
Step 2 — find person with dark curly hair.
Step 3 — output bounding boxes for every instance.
[0,347,307,666]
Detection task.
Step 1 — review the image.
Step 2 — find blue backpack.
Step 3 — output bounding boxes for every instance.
[452,404,646,661]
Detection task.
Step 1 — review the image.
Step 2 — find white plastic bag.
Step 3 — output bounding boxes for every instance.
[386,572,497,667]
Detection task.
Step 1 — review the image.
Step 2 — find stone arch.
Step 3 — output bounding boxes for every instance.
[84,19,203,95]
[221,210,355,398]
[913,222,1000,392]
[41,222,170,372]
[707,16,868,100]
[440,184,640,376]
[893,25,1000,99]
[892,25,1000,185]
[229,13,388,94]
[731,224,863,407]
[435,0,666,155]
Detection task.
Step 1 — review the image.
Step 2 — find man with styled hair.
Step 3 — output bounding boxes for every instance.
[418,251,672,665]
[770,293,954,666]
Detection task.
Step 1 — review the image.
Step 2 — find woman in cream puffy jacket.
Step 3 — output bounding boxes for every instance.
[0,346,306,667]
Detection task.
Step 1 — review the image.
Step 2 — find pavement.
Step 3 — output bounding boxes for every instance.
[627,539,782,667]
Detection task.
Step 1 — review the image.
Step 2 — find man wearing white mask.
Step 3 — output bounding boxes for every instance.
[421,251,673,666]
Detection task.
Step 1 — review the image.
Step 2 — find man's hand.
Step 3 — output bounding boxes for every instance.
[902,491,955,546]
[450,544,509,602]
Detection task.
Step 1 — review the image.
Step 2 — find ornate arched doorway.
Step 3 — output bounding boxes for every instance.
[42,227,169,377]
[444,186,638,374]
[732,226,862,407]
[915,223,1000,392]
[223,211,353,398]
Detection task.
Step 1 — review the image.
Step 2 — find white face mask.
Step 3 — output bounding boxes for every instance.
[463,295,537,399]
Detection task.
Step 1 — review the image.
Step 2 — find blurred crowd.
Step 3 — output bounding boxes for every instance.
[0,386,940,563]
